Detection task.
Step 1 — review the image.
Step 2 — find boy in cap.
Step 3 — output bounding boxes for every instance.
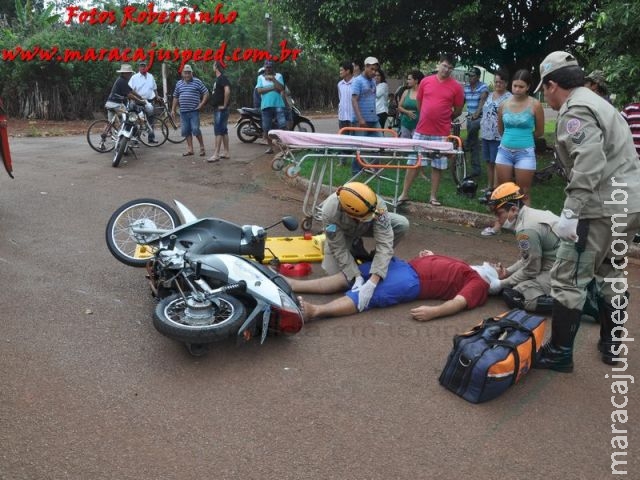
[534,51,640,372]
[256,59,286,154]
[584,70,611,102]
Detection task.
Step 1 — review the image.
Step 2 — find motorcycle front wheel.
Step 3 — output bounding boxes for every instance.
[153,292,247,344]
[105,198,181,267]
[113,136,128,167]
[236,119,259,143]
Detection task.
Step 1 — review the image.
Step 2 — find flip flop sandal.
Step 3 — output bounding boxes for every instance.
[199,149,206,156]
[182,151,194,156]
[429,199,442,206]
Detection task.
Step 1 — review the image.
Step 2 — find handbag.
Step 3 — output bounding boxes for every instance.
[439,309,546,403]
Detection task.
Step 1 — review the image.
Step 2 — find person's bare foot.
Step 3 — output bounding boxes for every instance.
[298,296,317,321]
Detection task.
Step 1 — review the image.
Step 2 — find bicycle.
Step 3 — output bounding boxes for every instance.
[533,139,567,184]
[449,116,467,185]
[86,108,123,153]
[154,96,185,144]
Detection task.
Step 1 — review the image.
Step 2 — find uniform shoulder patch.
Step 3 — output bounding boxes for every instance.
[375,210,390,229]
[566,118,581,135]
[325,223,337,239]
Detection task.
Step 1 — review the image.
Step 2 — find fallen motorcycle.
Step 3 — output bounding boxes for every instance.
[235,104,315,143]
[105,198,304,356]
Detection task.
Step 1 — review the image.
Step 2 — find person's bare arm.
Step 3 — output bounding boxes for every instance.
[410,295,468,322]
[533,99,545,139]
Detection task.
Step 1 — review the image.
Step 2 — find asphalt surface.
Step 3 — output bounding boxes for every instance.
[1,117,638,479]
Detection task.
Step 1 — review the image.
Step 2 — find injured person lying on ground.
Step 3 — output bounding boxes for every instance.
[286,250,502,321]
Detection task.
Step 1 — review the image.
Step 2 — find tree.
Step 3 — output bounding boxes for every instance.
[581,0,640,106]
[274,0,598,80]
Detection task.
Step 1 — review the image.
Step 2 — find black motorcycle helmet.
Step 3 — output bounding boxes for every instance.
[457,177,478,198]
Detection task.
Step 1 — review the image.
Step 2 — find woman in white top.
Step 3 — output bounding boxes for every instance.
[375,69,389,129]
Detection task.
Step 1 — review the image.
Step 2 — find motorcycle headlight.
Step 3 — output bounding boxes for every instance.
[128,112,139,123]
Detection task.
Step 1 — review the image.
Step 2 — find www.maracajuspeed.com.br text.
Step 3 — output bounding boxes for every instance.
[2,41,301,70]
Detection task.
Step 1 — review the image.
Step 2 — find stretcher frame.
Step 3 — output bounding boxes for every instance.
[268,128,462,231]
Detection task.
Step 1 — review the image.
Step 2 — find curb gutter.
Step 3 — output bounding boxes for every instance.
[284,174,640,262]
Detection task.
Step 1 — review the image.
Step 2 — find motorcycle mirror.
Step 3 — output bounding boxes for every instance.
[282,216,299,232]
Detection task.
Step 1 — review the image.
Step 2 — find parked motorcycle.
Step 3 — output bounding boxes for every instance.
[235,104,315,143]
[112,100,167,168]
[105,198,304,356]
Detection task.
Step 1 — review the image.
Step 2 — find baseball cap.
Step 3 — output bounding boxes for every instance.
[182,64,193,72]
[264,59,274,67]
[585,70,606,86]
[137,61,146,66]
[534,51,579,93]
[364,56,379,66]
[467,67,481,77]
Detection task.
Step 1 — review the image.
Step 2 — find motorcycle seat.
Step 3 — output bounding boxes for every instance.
[241,107,261,116]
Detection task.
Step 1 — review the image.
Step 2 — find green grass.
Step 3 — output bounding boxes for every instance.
[295,121,566,215]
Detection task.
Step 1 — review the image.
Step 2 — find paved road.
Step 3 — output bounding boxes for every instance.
[1,121,638,479]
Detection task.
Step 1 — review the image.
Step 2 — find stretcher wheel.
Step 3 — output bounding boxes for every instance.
[301,217,313,231]
[271,153,285,171]
[285,165,300,178]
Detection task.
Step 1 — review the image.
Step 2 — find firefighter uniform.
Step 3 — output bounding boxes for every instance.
[500,206,560,311]
[320,193,409,281]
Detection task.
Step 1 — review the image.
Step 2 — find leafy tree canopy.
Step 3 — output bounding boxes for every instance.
[581,0,640,105]
[275,0,597,80]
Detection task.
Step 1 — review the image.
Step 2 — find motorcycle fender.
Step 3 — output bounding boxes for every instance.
[173,199,198,224]
[236,299,268,344]
[121,128,134,139]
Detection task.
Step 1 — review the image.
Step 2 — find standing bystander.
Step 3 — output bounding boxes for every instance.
[337,61,354,131]
[397,54,465,206]
[256,60,286,154]
[208,62,231,162]
[621,99,640,157]
[171,64,208,157]
[463,67,489,177]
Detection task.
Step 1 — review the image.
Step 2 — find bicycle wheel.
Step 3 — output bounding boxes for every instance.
[451,151,467,185]
[164,115,186,143]
[139,117,168,147]
[87,119,117,153]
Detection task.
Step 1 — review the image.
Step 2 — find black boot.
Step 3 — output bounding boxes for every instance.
[534,300,581,373]
[598,295,628,365]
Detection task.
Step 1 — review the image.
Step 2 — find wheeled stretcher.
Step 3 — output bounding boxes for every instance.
[268,128,461,230]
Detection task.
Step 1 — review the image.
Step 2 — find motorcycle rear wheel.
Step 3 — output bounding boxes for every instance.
[106,198,181,267]
[236,119,259,143]
[153,292,247,344]
[293,119,315,133]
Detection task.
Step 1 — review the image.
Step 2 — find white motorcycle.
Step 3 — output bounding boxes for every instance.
[105,198,304,356]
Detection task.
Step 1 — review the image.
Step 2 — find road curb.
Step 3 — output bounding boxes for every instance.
[283,173,640,261]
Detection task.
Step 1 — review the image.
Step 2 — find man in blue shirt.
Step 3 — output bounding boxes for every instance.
[350,56,381,174]
[463,67,489,177]
[256,60,286,154]
[172,64,209,157]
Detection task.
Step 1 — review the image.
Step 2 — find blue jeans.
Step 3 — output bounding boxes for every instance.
[466,116,482,175]
[482,139,500,164]
[495,145,536,170]
[180,110,202,137]
[261,107,286,133]
[213,108,229,136]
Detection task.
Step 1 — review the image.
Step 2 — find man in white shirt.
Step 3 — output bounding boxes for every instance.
[337,61,354,131]
[129,61,159,143]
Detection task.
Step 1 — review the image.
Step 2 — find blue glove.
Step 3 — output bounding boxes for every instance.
[357,279,377,312]
[351,275,365,291]
[555,209,579,242]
